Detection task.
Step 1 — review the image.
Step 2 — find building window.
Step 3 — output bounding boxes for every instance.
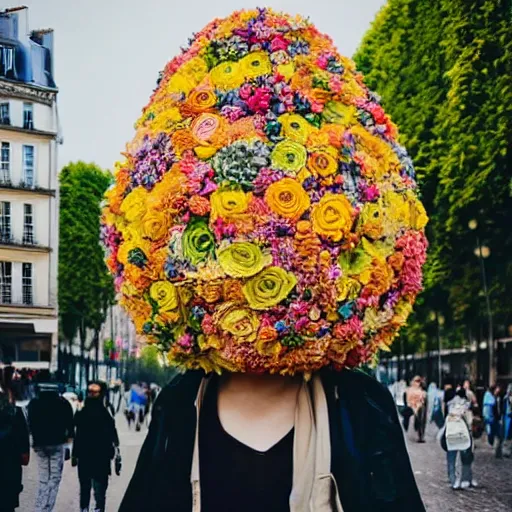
[0,201,11,242]
[22,145,35,187]
[23,103,34,130]
[23,204,34,245]
[22,263,33,305]
[0,261,12,304]
[0,103,9,125]
[0,44,15,79]
[0,142,10,184]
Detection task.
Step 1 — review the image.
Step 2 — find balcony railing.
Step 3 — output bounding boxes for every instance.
[0,234,51,251]
[0,179,55,196]
[0,117,10,126]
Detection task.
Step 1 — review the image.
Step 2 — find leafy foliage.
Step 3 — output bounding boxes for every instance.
[58,162,114,345]
[355,0,512,349]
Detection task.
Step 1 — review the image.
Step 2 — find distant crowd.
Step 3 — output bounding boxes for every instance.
[0,365,161,512]
[389,375,512,490]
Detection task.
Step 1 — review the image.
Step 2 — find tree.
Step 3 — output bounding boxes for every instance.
[355,0,512,366]
[59,162,114,385]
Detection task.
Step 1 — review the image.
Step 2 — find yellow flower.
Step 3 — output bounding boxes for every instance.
[218,242,271,278]
[149,281,179,312]
[120,187,147,223]
[307,147,338,177]
[210,61,245,90]
[265,178,310,220]
[117,240,138,266]
[311,193,353,241]
[271,140,307,173]
[148,107,182,132]
[240,51,272,79]
[166,56,208,95]
[210,188,250,220]
[277,61,295,80]
[141,211,171,242]
[322,101,358,127]
[336,277,361,301]
[358,202,384,239]
[215,302,261,342]
[278,114,313,144]
[243,267,297,310]
[405,190,428,230]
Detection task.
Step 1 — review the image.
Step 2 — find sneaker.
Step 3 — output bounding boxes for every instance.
[452,479,461,490]
[471,480,479,488]
[461,481,470,490]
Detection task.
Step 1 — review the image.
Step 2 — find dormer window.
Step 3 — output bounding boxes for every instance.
[0,44,15,79]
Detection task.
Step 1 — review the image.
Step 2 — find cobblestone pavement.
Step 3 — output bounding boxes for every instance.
[406,424,512,512]
[18,417,512,511]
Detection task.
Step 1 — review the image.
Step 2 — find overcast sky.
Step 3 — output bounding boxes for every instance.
[20,0,385,171]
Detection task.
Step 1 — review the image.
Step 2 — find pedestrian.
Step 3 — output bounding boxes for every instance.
[406,375,428,442]
[27,377,74,512]
[127,383,147,432]
[72,381,121,512]
[502,384,512,457]
[441,388,477,490]
[0,371,30,512]
[428,382,444,429]
[483,384,502,451]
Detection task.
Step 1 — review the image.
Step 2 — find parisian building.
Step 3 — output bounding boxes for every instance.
[0,6,60,369]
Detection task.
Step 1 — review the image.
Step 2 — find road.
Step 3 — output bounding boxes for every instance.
[19,415,512,511]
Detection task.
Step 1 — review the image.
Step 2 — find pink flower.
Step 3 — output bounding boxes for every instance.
[220,105,247,122]
[317,54,329,70]
[329,75,343,94]
[178,333,193,349]
[201,314,215,335]
[199,178,218,196]
[246,87,272,114]
[239,83,253,100]
[310,100,324,114]
[270,35,289,52]
[360,183,380,202]
[295,317,309,332]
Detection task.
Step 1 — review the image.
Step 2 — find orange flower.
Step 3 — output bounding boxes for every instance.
[171,129,198,156]
[182,87,217,115]
[222,279,246,302]
[189,195,211,216]
[124,264,151,291]
[127,297,152,333]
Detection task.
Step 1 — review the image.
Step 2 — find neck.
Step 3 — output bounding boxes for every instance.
[221,372,300,398]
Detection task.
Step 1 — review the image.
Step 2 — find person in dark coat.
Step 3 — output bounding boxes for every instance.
[0,386,30,512]
[119,369,425,512]
[73,381,120,512]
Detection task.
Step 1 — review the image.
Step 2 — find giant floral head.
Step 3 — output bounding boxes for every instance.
[101,8,428,375]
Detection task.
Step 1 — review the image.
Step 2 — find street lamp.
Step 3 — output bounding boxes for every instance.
[469,219,495,386]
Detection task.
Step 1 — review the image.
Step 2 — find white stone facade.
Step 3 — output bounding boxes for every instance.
[0,6,60,370]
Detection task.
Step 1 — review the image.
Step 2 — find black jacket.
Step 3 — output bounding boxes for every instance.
[28,391,74,447]
[0,401,30,509]
[73,399,120,477]
[119,369,425,512]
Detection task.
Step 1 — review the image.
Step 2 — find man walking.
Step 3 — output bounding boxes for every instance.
[73,381,121,512]
[27,377,74,512]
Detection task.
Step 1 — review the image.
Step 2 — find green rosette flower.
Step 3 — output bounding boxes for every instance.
[271,140,307,173]
[182,218,215,266]
[243,267,297,310]
[217,242,272,278]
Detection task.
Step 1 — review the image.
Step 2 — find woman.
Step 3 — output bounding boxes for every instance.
[443,388,476,490]
[102,8,427,512]
[406,376,428,442]
[503,384,512,457]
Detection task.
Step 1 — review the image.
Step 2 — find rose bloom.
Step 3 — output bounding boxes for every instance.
[189,195,211,216]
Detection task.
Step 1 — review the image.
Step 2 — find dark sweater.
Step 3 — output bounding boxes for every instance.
[119,369,425,512]
[28,391,74,447]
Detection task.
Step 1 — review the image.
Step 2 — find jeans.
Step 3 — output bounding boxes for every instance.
[34,444,65,512]
[486,418,500,446]
[78,466,109,512]
[447,449,473,485]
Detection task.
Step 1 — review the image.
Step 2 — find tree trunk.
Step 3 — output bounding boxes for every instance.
[79,318,86,391]
[94,330,100,380]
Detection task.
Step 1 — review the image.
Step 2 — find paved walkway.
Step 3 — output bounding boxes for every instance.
[18,414,512,511]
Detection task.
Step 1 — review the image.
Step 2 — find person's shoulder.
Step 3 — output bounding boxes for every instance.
[327,368,397,412]
[153,371,205,412]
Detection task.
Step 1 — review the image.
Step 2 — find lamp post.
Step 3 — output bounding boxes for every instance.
[469,219,495,386]
[430,311,445,388]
